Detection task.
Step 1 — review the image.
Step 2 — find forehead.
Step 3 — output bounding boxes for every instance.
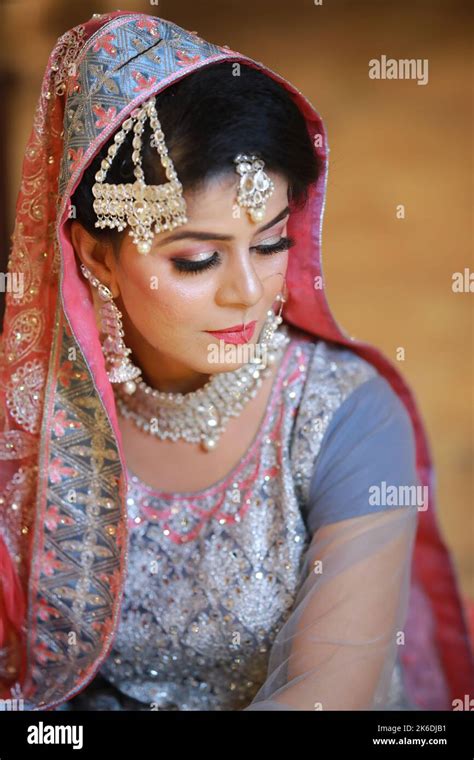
[182,170,289,225]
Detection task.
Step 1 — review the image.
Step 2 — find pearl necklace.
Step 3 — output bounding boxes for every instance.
[114,319,289,451]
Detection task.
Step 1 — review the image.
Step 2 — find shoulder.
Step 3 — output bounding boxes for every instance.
[289,333,379,500]
[287,328,380,415]
[288,333,420,531]
[290,331,412,436]
[312,368,418,475]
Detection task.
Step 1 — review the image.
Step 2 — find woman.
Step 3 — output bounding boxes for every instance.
[0,11,472,712]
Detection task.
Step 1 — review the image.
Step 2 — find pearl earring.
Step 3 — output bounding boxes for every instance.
[79,263,142,394]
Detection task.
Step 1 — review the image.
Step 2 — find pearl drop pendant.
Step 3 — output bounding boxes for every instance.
[124,380,137,395]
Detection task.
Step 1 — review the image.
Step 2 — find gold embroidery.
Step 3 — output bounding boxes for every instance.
[4,309,44,365]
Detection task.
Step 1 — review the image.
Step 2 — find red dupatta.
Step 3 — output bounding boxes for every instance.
[0,10,472,710]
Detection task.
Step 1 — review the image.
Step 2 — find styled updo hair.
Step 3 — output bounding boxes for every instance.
[71,62,322,252]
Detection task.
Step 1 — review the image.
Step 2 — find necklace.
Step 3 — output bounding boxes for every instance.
[114,318,289,451]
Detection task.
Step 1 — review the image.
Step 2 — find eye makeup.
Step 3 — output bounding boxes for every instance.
[171,235,296,275]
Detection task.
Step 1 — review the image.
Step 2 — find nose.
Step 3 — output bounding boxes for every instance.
[214,247,263,309]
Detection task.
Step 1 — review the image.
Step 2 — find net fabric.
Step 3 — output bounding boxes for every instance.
[244,506,418,710]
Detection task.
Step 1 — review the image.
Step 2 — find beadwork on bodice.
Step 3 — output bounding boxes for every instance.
[99,328,380,710]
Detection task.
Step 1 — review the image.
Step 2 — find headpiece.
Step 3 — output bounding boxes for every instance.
[91,96,275,253]
[92,96,187,255]
[233,153,275,222]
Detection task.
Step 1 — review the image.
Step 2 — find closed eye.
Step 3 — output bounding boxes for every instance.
[172,235,295,274]
[251,235,295,255]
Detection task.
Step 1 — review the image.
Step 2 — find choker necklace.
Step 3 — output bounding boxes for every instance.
[113,314,289,452]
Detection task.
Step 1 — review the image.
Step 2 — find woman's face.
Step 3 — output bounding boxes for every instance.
[82,170,292,392]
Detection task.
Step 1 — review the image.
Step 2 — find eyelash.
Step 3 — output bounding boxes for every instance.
[172,235,296,274]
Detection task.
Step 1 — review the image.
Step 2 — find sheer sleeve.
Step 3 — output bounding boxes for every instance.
[243,374,420,710]
[242,507,418,710]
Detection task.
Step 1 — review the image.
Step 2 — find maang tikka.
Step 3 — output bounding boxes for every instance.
[233,154,275,223]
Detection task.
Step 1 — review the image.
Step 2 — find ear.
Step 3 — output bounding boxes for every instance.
[70,221,119,298]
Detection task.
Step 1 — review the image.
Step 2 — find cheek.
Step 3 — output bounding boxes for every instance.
[118,259,212,333]
[258,251,289,294]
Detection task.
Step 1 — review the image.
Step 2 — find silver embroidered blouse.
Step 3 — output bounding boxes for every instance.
[57,325,421,711]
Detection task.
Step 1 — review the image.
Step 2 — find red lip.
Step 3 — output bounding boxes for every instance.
[209,322,251,333]
[205,320,257,345]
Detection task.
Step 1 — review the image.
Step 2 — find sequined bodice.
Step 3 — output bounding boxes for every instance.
[99,330,378,710]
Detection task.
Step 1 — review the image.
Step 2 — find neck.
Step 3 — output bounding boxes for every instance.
[137,361,211,394]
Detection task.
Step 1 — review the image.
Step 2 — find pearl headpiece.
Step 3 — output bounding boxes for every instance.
[91,96,275,254]
[92,95,188,255]
[234,153,275,223]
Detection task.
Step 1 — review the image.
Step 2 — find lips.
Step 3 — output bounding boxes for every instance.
[205,320,257,345]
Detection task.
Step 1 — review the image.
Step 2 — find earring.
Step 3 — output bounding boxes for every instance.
[259,282,287,345]
[79,263,142,395]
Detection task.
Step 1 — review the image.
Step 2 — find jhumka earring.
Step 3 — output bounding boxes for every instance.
[79,262,143,394]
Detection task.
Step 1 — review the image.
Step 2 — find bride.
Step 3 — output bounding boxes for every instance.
[0,11,472,712]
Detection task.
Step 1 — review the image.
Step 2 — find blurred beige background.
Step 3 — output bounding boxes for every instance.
[1,0,472,602]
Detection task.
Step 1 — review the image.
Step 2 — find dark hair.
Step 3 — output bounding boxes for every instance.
[71,62,322,252]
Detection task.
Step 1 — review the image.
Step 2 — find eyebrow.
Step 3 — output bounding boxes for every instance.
[157,205,291,245]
